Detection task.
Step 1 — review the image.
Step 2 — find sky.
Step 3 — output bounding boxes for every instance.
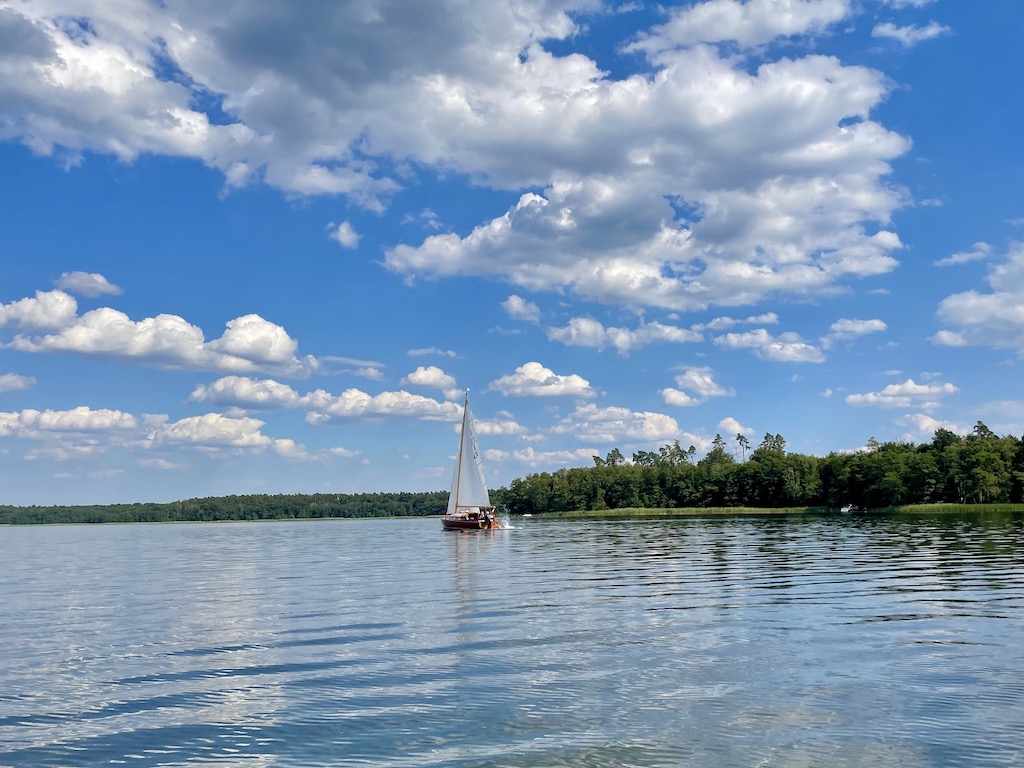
[1,0,1023,506]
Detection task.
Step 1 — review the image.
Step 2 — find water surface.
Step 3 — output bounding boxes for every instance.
[1,514,1023,767]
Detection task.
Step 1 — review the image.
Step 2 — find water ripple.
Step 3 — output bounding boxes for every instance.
[1,515,1023,767]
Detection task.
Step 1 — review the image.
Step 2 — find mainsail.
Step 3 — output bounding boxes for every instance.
[446,392,491,516]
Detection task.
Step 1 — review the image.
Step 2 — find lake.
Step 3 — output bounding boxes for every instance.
[1,513,1023,767]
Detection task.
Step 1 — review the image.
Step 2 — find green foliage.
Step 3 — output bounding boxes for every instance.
[0,491,449,526]
[497,422,1024,515]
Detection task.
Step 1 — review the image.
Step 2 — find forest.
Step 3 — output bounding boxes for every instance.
[495,423,1024,515]
[3,423,1023,525]
[0,491,448,525]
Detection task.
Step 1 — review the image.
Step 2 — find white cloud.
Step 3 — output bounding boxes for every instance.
[934,243,1024,356]
[54,272,123,297]
[489,362,596,397]
[896,412,968,441]
[0,3,913,318]
[402,208,442,230]
[821,318,887,348]
[715,328,825,362]
[189,376,302,409]
[484,445,599,466]
[207,314,302,367]
[0,373,35,393]
[930,329,967,347]
[328,220,361,248]
[138,457,181,470]
[304,388,460,424]
[871,21,950,47]
[661,366,734,406]
[0,290,79,331]
[329,447,362,458]
[846,378,958,410]
[474,413,528,436]
[551,403,682,443]
[719,416,755,436]
[502,294,541,324]
[272,438,310,460]
[2,288,317,376]
[401,365,460,400]
[148,413,274,448]
[934,242,993,267]
[627,0,852,52]
[662,388,702,407]
[0,406,137,436]
[408,347,457,358]
[548,317,702,355]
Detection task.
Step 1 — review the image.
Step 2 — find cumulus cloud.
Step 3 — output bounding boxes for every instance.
[715,328,825,362]
[0,2,914,317]
[0,290,79,331]
[821,318,887,348]
[189,376,302,410]
[934,242,993,267]
[896,412,968,441]
[401,365,460,400]
[871,21,950,47]
[484,445,598,466]
[934,243,1024,356]
[304,388,460,424]
[0,406,137,436]
[502,295,541,324]
[0,405,139,461]
[489,362,596,397]
[846,378,958,410]
[54,272,123,297]
[474,412,528,437]
[547,317,702,355]
[627,0,852,52]
[929,329,967,347]
[551,403,682,444]
[1,284,317,376]
[0,373,35,393]
[328,220,361,248]
[719,416,755,436]
[184,376,477,427]
[661,366,734,406]
[148,413,274,448]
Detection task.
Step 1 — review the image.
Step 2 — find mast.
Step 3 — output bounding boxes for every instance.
[447,389,491,515]
[453,390,468,514]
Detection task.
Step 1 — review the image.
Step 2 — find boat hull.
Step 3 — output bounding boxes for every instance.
[442,515,497,531]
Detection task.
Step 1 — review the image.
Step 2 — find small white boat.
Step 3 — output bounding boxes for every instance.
[442,391,499,531]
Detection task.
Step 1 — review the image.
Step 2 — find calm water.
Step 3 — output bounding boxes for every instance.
[1,514,1023,767]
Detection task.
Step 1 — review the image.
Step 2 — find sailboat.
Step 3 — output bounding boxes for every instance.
[442,391,499,531]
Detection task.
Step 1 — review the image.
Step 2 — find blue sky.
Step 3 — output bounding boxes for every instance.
[1,0,1023,506]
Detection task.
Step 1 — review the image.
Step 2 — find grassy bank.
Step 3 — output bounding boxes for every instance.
[541,506,827,519]
[535,503,1024,520]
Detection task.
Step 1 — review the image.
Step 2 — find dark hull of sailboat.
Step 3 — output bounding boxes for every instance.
[442,515,497,531]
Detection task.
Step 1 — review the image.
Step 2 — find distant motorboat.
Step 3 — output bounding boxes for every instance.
[442,391,499,531]
[840,503,868,514]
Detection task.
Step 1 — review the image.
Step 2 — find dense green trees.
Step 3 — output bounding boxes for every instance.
[0,491,448,526]
[495,423,1024,515]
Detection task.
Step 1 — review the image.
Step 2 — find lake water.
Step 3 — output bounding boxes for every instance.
[1,513,1023,767]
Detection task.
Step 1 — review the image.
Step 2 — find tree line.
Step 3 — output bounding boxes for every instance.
[4,422,1023,524]
[493,423,1024,515]
[0,491,448,525]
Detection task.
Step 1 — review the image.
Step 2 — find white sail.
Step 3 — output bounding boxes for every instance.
[446,393,491,515]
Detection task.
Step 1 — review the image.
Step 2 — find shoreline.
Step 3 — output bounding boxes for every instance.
[4,503,1024,526]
